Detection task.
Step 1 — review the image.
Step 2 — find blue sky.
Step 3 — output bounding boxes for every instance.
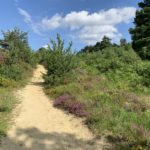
[0,0,140,51]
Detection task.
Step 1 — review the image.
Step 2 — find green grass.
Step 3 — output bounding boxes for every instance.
[0,89,16,137]
[0,64,34,137]
[44,47,150,149]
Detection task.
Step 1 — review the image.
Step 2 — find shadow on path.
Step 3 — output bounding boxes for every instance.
[30,81,44,86]
[0,127,110,150]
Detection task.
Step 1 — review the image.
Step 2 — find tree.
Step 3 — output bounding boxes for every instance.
[129,0,150,60]
[79,36,112,53]
[100,36,112,50]
[0,52,6,65]
[2,27,34,65]
[120,38,127,47]
[79,46,94,53]
[2,27,28,47]
[44,34,76,86]
[36,47,49,65]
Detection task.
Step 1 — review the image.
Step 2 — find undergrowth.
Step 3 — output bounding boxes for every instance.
[0,89,16,137]
[44,46,150,149]
[0,28,37,137]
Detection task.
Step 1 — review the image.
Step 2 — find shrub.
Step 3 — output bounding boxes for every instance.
[68,101,87,117]
[86,91,150,145]
[0,76,16,87]
[44,34,150,148]
[36,47,49,65]
[79,47,150,92]
[81,47,140,72]
[54,94,87,117]
[54,94,74,107]
[0,27,35,138]
[0,52,6,64]
[0,64,23,81]
[2,28,36,67]
[0,90,16,137]
[44,34,77,86]
[136,61,150,87]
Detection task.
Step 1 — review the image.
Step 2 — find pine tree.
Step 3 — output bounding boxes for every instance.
[120,38,127,47]
[100,36,112,50]
[129,0,150,60]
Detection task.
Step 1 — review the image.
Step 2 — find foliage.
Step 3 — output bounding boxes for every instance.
[0,64,24,81]
[136,61,150,87]
[2,27,37,67]
[79,36,113,53]
[120,38,127,47]
[54,94,87,117]
[79,46,150,90]
[2,27,28,45]
[0,27,36,89]
[129,0,150,60]
[0,76,16,87]
[86,92,150,148]
[99,36,112,50]
[0,52,6,64]
[36,47,49,65]
[0,90,16,137]
[0,27,36,137]
[45,43,150,149]
[44,34,77,86]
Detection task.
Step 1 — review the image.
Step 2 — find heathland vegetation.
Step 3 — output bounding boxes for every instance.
[39,35,150,149]
[37,0,150,149]
[0,0,150,149]
[0,28,37,136]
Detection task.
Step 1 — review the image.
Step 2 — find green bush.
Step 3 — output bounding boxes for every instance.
[0,27,36,137]
[44,34,77,86]
[81,47,140,70]
[86,92,150,145]
[0,76,16,87]
[136,61,150,87]
[78,47,150,92]
[2,28,37,67]
[0,64,23,81]
[0,90,16,136]
[45,44,150,148]
[36,47,49,65]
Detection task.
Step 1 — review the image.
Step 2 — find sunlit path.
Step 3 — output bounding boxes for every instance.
[0,65,109,150]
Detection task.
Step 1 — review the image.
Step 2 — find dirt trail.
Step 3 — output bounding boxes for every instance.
[0,65,109,150]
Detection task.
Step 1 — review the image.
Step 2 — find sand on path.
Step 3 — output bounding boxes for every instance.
[0,65,109,150]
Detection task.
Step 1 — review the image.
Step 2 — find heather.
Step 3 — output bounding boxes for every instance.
[44,38,150,149]
[0,0,149,148]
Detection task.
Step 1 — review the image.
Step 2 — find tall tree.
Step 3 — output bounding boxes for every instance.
[79,36,112,53]
[2,27,33,65]
[44,34,76,86]
[129,0,150,60]
[2,27,28,47]
[100,36,112,50]
[120,38,127,47]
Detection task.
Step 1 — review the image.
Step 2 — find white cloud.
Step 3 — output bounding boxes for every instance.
[60,7,136,44]
[18,7,136,44]
[42,44,49,49]
[78,25,122,45]
[41,14,62,30]
[63,8,135,29]
[18,8,32,24]
[18,8,43,35]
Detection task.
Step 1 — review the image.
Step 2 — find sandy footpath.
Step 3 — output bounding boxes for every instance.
[0,65,109,150]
